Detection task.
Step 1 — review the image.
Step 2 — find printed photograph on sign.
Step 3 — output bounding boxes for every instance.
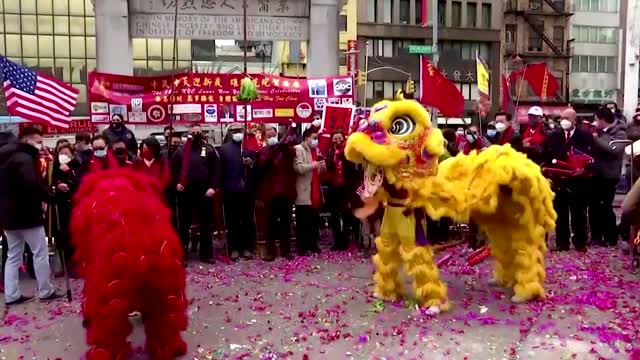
[220,104,235,122]
[91,115,109,123]
[342,98,353,105]
[236,104,253,121]
[327,98,341,105]
[314,98,326,111]
[109,104,128,122]
[332,78,353,96]
[252,108,273,119]
[308,79,327,98]
[204,104,218,123]
[128,112,147,123]
[91,102,109,114]
[131,98,143,112]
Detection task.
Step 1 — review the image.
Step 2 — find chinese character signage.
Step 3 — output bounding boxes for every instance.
[346,40,358,77]
[570,88,616,103]
[129,0,310,41]
[87,72,355,124]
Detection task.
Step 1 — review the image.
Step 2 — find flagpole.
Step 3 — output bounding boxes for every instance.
[513,65,527,133]
[363,41,370,107]
[431,0,439,128]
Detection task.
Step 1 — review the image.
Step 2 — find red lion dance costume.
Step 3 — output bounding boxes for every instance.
[71,169,187,360]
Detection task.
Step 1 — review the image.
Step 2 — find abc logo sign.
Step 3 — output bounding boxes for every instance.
[333,79,352,95]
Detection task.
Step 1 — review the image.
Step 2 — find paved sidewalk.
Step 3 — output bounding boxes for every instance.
[1,246,638,360]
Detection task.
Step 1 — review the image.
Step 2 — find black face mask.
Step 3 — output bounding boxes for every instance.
[113,148,127,158]
[169,145,179,153]
[112,122,123,129]
[191,134,202,143]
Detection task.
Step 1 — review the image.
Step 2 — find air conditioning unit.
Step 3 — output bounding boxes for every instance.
[529,2,541,10]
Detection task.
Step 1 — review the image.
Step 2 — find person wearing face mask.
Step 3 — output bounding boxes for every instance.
[519,106,548,164]
[293,128,326,256]
[111,139,133,168]
[458,125,490,155]
[170,124,220,264]
[88,135,118,173]
[51,144,80,275]
[219,123,257,261]
[73,132,93,177]
[493,112,516,146]
[588,106,627,247]
[255,125,297,261]
[485,124,499,145]
[102,114,138,158]
[625,110,640,143]
[325,131,361,251]
[134,137,170,191]
[0,126,65,306]
[543,108,593,252]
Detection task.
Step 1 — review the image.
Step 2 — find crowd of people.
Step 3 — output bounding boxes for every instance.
[2,101,639,307]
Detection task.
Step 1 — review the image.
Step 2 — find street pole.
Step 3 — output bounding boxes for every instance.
[363,41,370,107]
[431,0,439,128]
[242,0,248,137]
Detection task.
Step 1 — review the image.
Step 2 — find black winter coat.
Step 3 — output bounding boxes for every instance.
[0,140,51,230]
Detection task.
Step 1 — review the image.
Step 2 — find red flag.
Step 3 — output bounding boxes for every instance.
[421,0,428,27]
[508,62,559,100]
[501,74,516,115]
[419,56,464,117]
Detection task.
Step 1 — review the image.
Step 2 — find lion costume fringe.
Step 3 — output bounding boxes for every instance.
[71,169,187,360]
[346,95,556,313]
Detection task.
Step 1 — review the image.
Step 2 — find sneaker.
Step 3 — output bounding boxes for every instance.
[242,250,253,260]
[6,295,35,306]
[40,291,65,302]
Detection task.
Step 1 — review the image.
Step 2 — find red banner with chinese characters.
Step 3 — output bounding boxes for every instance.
[19,118,96,135]
[87,72,355,124]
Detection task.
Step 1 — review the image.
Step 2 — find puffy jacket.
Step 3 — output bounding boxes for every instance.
[0,135,51,230]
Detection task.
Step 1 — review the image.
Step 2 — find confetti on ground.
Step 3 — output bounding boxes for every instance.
[0,246,638,360]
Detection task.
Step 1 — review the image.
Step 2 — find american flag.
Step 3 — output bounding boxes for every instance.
[0,56,78,128]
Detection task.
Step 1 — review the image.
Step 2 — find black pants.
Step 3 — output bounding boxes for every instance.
[588,177,619,246]
[295,205,320,254]
[54,199,75,271]
[223,192,256,253]
[167,190,180,237]
[178,188,213,260]
[554,179,588,250]
[326,186,359,250]
[265,197,292,257]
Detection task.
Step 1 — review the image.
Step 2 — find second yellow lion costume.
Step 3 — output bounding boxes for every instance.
[346,96,556,313]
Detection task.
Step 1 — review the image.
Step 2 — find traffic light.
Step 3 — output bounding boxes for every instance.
[356,71,365,86]
[405,80,415,95]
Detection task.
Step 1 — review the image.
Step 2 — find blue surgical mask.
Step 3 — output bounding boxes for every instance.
[487,129,497,137]
[266,137,278,146]
[466,134,476,143]
[310,139,318,148]
[232,133,243,143]
[94,149,107,158]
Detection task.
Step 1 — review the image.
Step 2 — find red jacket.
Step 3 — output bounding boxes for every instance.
[521,124,547,147]
[88,152,121,174]
[134,158,170,190]
[500,126,515,145]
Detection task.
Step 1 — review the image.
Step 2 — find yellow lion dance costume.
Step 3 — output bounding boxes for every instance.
[346,95,556,313]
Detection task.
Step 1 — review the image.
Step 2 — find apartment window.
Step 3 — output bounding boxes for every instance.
[415,0,423,24]
[338,14,348,31]
[367,0,377,22]
[441,41,490,59]
[382,0,392,23]
[529,0,543,10]
[438,0,447,26]
[400,0,411,23]
[393,39,421,55]
[452,2,462,27]
[506,24,517,45]
[571,56,617,73]
[373,39,394,57]
[554,0,565,11]
[528,21,544,51]
[467,3,477,27]
[574,25,618,44]
[553,26,564,51]
[481,4,491,28]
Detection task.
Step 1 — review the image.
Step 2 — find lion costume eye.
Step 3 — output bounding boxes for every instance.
[389,116,416,136]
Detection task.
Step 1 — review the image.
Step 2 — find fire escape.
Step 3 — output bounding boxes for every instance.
[506,0,572,57]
